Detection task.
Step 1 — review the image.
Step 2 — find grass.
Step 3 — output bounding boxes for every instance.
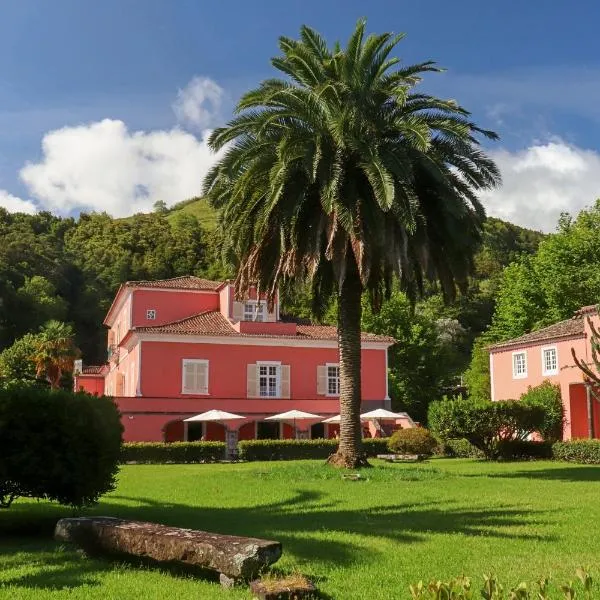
[1,459,600,599]
[166,197,219,230]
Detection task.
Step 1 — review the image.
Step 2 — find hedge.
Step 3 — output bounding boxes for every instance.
[121,442,226,463]
[238,438,389,461]
[438,438,484,458]
[495,440,553,460]
[552,440,600,464]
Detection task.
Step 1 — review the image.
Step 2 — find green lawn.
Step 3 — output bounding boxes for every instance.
[1,459,599,599]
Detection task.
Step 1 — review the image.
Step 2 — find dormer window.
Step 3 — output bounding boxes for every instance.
[243,302,265,322]
[146,309,156,320]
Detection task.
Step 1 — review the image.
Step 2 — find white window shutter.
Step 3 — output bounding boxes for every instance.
[317,365,327,395]
[281,365,291,398]
[183,362,195,393]
[232,301,244,321]
[247,364,258,398]
[198,362,209,394]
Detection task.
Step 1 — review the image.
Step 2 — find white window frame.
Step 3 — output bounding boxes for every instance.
[541,345,558,376]
[146,309,156,320]
[181,359,209,395]
[243,300,266,322]
[512,350,527,379]
[257,361,280,397]
[326,363,340,396]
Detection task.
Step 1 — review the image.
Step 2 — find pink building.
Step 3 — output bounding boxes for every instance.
[489,305,600,439]
[75,276,395,443]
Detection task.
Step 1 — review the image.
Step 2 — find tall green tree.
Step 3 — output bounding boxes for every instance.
[203,21,499,467]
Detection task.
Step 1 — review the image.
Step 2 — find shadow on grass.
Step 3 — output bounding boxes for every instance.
[482,465,600,482]
[0,485,556,593]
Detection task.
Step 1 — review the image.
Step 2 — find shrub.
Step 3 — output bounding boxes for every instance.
[388,428,437,456]
[520,381,564,441]
[495,440,553,460]
[239,439,338,461]
[439,438,484,458]
[0,385,122,509]
[238,438,389,461]
[428,397,546,459]
[553,439,600,464]
[121,441,226,463]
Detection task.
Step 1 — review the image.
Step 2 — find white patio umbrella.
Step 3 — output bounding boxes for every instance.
[360,408,409,420]
[184,410,245,422]
[265,409,323,438]
[322,414,368,424]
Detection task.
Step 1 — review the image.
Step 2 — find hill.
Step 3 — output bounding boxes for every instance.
[166,197,219,230]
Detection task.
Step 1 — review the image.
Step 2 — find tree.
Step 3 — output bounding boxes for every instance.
[203,21,499,467]
[362,291,465,422]
[153,200,168,213]
[0,333,38,385]
[30,321,79,389]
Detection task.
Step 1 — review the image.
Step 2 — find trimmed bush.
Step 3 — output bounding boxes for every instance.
[239,439,337,461]
[121,441,226,463]
[362,438,390,456]
[388,428,437,456]
[495,439,553,460]
[428,397,547,459]
[238,438,390,461]
[438,438,484,458]
[553,440,600,464]
[520,381,564,441]
[0,385,122,509]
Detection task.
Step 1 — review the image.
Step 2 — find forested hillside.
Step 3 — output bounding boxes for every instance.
[0,196,547,420]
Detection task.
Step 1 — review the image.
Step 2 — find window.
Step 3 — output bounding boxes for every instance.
[327,365,340,396]
[182,359,209,394]
[146,309,156,320]
[512,351,527,379]
[243,302,266,322]
[259,364,279,397]
[542,346,558,375]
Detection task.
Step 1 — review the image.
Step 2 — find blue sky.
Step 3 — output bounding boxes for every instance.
[1,0,599,230]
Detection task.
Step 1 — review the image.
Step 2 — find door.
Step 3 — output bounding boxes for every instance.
[256,421,280,440]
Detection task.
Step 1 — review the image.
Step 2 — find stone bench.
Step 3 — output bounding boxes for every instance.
[54,517,282,586]
[376,453,425,463]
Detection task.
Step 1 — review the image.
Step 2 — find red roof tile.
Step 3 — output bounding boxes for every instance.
[136,311,237,336]
[124,276,223,291]
[488,316,585,351]
[80,365,107,375]
[135,311,395,344]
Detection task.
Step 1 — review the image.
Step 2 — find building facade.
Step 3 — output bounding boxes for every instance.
[75,276,395,442]
[489,305,600,439]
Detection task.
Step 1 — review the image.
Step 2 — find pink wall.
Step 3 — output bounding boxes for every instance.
[105,342,140,397]
[139,341,387,401]
[491,335,587,438]
[131,289,219,327]
[75,375,105,396]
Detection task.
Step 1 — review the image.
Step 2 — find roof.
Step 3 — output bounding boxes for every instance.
[575,304,598,316]
[80,365,106,375]
[488,316,585,351]
[123,276,223,291]
[135,310,395,344]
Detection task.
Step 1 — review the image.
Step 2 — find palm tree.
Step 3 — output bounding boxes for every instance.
[203,20,500,468]
[31,321,79,389]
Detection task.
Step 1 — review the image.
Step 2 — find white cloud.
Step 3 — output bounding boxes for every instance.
[172,76,224,130]
[0,190,36,214]
[19,118,222,217]
[480,142,600,232]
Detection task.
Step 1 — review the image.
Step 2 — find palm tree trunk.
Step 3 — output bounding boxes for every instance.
[327,262,370,469]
